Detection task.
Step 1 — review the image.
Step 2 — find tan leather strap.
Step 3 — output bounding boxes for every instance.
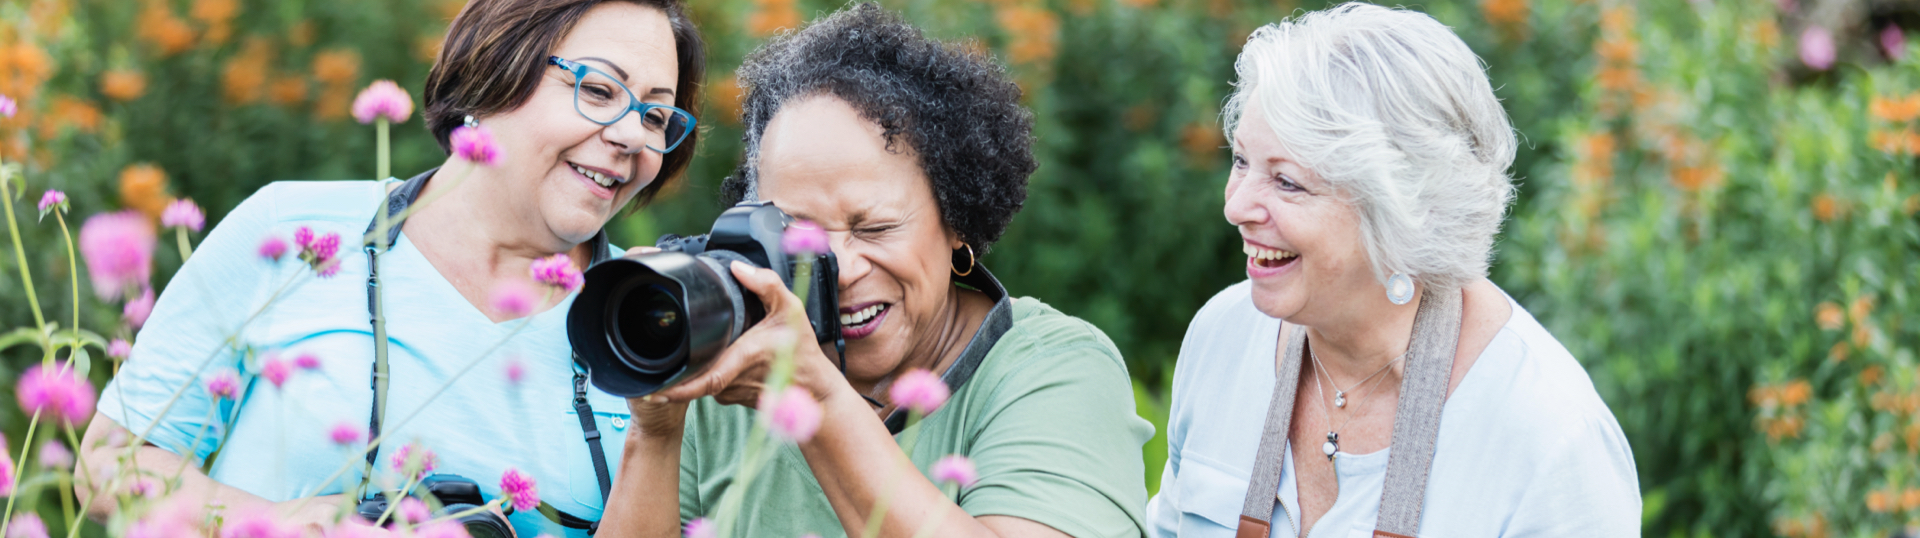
[1233,287,1462,537]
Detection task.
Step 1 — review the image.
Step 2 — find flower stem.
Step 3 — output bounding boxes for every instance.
[61,425,93,538]
[373,472,426,527]
[377,119,391,181]
[420,499,502,527]
[174,226,193,261]
[55,212,78,345]
[0,160,47,332]
[1,409,44,537]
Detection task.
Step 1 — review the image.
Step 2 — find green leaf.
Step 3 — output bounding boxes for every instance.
[0,327,45,352]
[69,346,90,378]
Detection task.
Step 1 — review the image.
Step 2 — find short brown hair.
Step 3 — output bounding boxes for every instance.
[423,0,705,206]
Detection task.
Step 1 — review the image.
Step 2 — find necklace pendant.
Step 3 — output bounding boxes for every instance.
[1333,391,1347,408]
[1322,432,1339,460]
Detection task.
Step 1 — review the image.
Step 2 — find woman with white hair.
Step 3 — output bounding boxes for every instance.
[1144,4,1640,537]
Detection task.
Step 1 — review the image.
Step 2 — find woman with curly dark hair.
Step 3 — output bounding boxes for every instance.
[598,4,1152,537]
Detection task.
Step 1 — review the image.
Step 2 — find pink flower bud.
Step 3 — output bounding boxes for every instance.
[889,369,949,415]
[396,498,431,525]
[760,386,823,443]
[107,339,131,360]
[530,253,584,292]
[16,363,97,426]
[79,211,156,301]
[7,513,46,538]
[36,190,65,214]
[505,359,526,385]
[490,279,538,318]
[258,236,288,261]
[451,125,503,166]
[293,227,314,250]
[36,440,71,470]
[499,467,540,511]
[1883,25,1907,61]
[328,422,363,446]
[929,454,978,487]
[124,287,155,330]
[206,371,239,399]
[294,353,322,370]
[260,357,292,390]
[781,220,829,255]
[160,198,205,232]
[391,443,438,477]
[0,460,13,498]
[351,80,414,125]
[1801,26,1836,71]
[0,95,15,119]
[683,518,715,538]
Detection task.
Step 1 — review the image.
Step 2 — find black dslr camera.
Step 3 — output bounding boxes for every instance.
[354,475,512,538]
[568,201,842,397]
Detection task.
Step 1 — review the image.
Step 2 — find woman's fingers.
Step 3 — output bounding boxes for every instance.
[729,261,800,315]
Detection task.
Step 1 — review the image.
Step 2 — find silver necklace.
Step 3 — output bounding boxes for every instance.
[1310,346,1403,408]
[1311,344,1402,460]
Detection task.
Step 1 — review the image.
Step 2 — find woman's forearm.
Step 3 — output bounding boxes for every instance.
[798,390,1007,538]
[77,414,281,519]
[598,421,687,538]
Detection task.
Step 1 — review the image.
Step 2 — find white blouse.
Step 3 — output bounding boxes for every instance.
[1145,281,1641,537]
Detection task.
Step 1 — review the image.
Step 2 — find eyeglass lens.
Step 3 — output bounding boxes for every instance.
[572,68,691,152]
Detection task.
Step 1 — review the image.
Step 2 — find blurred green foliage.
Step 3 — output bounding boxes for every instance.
[3,0,1918,535]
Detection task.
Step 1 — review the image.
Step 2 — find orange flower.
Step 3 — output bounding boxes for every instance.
[1868,489,1893,513]
[1828,341,1850,362]
[1670,163,1722,192]
[119,163,171,221]
[289,21,315,48]
[436,0,468,21]
[1861,365,1884,386]
[0,42,56,102]
[1815,301,1844,330]
[1120,0,1159,7]
[1902,489,1920,511]
[707,75,744,125]
[1907,424,1920,453]
[997,5,1060,66]
[222,39,273,105]
[1780,380,1812,406]
[1182,122,1224,166]
[137,2,197,57]
[190,0,238,26]
[1572,132,1616,187]
[268,77,309,106]
[747,0,801,38]
[1748,384,1778,407]
[1123,104,1157,133]
[37,96,102,138]
[101,70,148,102]
[1811,193,1841,222]
[416,35,444,64]
[1848,295,1873,324]
[312,49,362,87]
[313,84,351,121]
[1482,0,1529,41]
[1851,324,1872,348]
[1904,194,1920,215]
[1753,19,1779,50]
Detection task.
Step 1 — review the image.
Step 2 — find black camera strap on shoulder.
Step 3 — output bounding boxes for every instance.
[361,169,614,534]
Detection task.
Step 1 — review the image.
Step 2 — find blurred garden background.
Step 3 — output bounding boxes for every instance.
[1,0,1917,535]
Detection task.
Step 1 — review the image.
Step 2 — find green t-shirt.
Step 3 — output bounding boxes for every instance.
[677,297,1155,537]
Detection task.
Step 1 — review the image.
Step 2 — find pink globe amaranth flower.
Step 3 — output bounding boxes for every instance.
[392,443,439,477]
[499,467,540,512]
[260,356,292,389]
[1884,25,1907,61]
[6,512,46,538]
[415,521,471,538]
[759,386,823,443]
[126,500,201,538]
[328,422,363,446]
[37,190,66,214]
[491,279,538,318]
[160,198,205,232]
[324,522,386,538]
[293,227,314,250]
[351,80,414,125]
[0,458,13,497]
[258,235,289,261]
[220,510,295,538]
[37,440,72,470]
[889,369,949,415]
[395,498,431,524]
[294,353,322,370]
[296,229,344,278]
[79,211,157,300]
[530,253,583,293]
[123,287,155,330]
[504,359,526,385]
[451,125,503,166]
[16,363,97,426]
[206,370,239,399]
[127,477,162,498]
[0,95,14,119]
[929,454,978,487]
[1801,26,1837,71]
[781,220,830,256]
[682,518,715,538]
[107,339,132,360]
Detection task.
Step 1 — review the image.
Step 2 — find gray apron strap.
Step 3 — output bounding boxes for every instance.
[1234,287,1463,538]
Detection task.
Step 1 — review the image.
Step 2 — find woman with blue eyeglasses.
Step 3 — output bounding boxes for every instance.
[79,1,703,537]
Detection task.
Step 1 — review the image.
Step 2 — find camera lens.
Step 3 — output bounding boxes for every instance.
[457,514,515,538]
[610,283,686,372]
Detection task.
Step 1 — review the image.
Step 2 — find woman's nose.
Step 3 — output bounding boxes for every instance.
[1222,177,1266,227]
[601,109,651,155]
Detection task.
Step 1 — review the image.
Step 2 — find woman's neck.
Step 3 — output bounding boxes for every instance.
[400,164,587,319]
[1301,289,1421,383]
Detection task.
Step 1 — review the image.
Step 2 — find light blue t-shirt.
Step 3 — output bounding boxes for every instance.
[1145,281,1641,537]
[100,180,631,538]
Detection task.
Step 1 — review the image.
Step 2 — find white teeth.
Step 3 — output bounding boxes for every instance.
[839,304,887,326]
[571,164,619,188]
[1243,244,1298,261]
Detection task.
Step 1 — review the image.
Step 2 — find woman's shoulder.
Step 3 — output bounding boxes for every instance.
[1445,295,1630,452]
[1000,296,1125,365]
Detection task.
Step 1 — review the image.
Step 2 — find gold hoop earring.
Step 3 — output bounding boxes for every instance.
[952,244,976,277]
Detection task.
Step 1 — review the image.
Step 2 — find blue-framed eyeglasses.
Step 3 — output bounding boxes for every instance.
[548,56,697,153]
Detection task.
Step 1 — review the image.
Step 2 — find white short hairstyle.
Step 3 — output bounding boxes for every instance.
[1223,2,1517,291]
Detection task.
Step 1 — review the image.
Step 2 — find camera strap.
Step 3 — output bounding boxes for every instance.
[361,169,615,533]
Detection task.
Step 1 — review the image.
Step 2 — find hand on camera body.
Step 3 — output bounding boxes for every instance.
[636,261,840,418]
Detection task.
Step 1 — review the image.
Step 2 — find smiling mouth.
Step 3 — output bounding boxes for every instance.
[840,303,890,329]
[569,162,627,189]
[1244,243,1299,269]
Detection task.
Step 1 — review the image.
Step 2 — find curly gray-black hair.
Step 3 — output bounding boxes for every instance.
[719,3,1036,253]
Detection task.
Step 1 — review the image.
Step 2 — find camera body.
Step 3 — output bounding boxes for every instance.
[569,201,841,397]
[354,475,513,538]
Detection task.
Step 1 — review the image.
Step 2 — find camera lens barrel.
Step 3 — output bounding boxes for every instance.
[569,251,753,397]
